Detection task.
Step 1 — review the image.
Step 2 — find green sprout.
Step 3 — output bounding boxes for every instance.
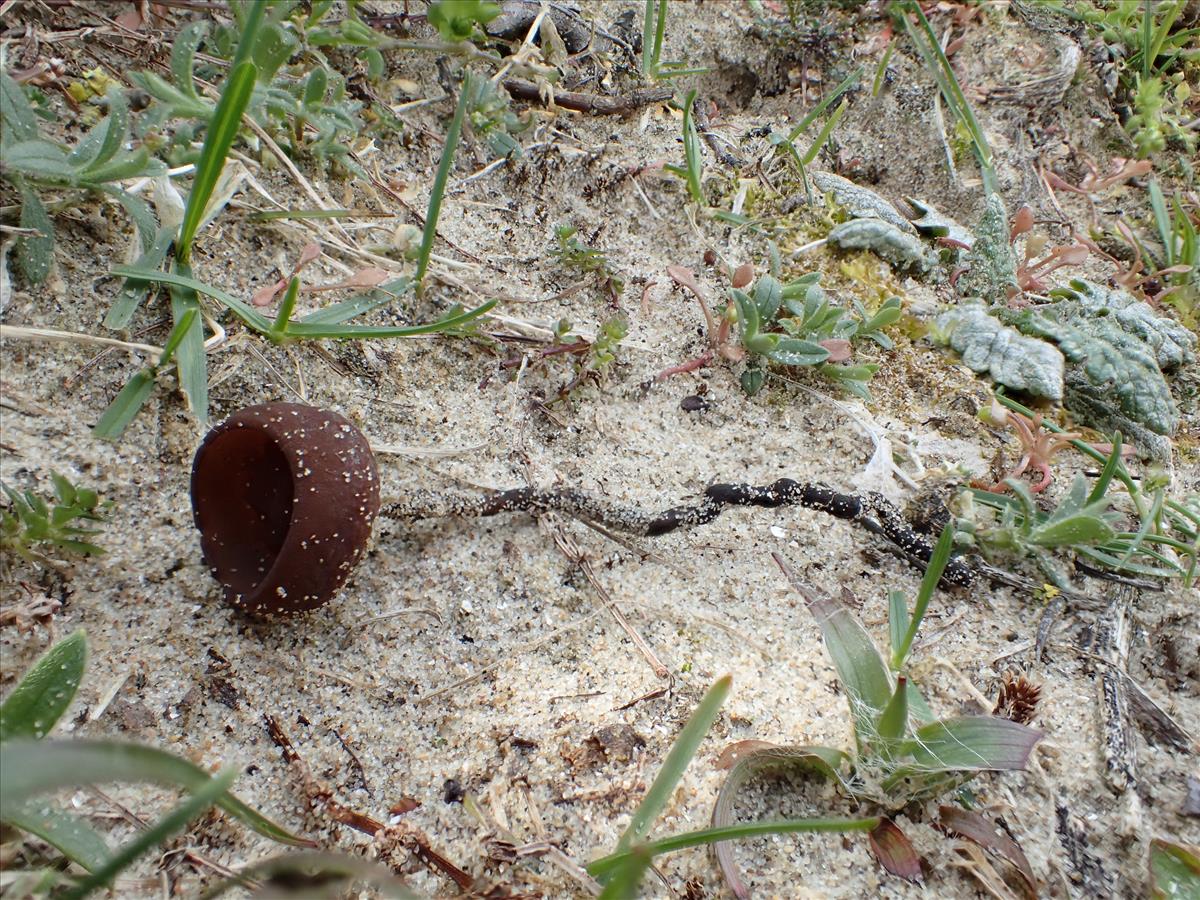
[553,225,626,302]
[1,474,110,565]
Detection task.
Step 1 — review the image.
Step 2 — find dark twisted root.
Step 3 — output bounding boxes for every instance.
[382,478,976,588]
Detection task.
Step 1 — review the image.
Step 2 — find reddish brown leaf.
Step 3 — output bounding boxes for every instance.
[388,796,421,816]
[939,806,1037,899]
[731,262,754,288]
[869,818,922,881]
[819,339,852,362]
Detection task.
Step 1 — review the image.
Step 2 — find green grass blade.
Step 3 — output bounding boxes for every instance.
[415,72,469,293]
[801,98,847,166]
[681,89,703,205]
[590,817,880,880]
[108,266,495,339]
[1148,180,1174,266]
[640,0,656,75]
[176,61,258,261]
[786,66,863,142]
[3,802,110,873]
[299,277,409,324]
[0,739,312,846]
[104,227,174,330]
[891,523,953,670]
[597,845,652,900]
[169,261,208,426]
[91,370,157,441]
[615,675,732,853]
[61,767,239,900]
[895,716,1040,773]
[0,629,86,742]
[272,276,302,337]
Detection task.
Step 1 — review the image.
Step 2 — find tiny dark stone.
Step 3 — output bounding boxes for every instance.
[680,394,710,412]
[443,779,465,804]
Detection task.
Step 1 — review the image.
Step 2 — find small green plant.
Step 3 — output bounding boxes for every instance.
[732,272,900,398]
[464,74,528,158]
[0,74,164,284]
[553,225,626,302]
[585,676,881,896]
[708,531,1042,894]
[426,0,502,42]
[1045,0,1198,157]
[1,474,110,566]
[0,631,312,896]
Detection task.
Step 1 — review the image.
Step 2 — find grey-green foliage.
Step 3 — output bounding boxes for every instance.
[734,272,900,398]
[464,75,527,158]
[811,171,916,234]
[957,193,1017,303]
[1055,279,1196,370]
[1,74,163,283]
[1005,290,1183,437]
[827,219,931,273]
[1,474,109,563]
[935,305,1064,400]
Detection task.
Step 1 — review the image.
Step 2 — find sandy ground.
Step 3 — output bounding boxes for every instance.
[1,1,1198,897]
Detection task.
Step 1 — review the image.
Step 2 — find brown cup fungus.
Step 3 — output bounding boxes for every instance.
[190,403,380,615]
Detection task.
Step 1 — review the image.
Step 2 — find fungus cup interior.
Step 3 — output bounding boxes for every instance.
[190,403,381,616]
[191,427,295,598]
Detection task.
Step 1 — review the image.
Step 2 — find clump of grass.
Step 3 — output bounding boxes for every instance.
[1,474,110,567]
[897,1,997,194]
[640,0,707,80]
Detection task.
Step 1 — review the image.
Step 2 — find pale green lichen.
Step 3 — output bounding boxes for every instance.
[935,305,1064,400]
[810,171,917,234]
[828,219,931,273]
[957,193,1017,303]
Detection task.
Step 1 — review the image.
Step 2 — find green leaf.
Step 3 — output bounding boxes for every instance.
[1150,839,1200,899]
[770,338,829,366]
[77,86,130,173]
[91,369,158,441]
[597,846,652,900]
[104,226,174,330]
[3,802,110,873]
[79,148,164,185]
[99,187,158,253]
[891,523,954,670]
[1027,512,1118,547]
[874,677,909,746]
[200,851,420,899]
[177,60,258,262]
[896,716,1041,773]
[595,816,878,881]
[775,556,892,748]
[753,275,782,322]
[0,739,312,847]
[615,675,731,853]
[169,261,208,426]
[0,630,86,742]
[887,590,908,664]
[0,71,40,143]
[61,766,240,900]
[15,181,54,284]
[415,69,469,292]
[108,265,495,340]
[251,22,299,83]
[299,278,409,324]
[171,21,209,104]
[4,139,74,181]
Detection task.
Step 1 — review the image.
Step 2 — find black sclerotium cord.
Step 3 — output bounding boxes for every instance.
[381,478,976,588]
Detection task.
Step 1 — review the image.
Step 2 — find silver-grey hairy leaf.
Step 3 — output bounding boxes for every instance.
[811,171,917,235]
[828,219,931,273]
[905,197,974,247]
[936,305,1064,399]
[1054,279,1196,370]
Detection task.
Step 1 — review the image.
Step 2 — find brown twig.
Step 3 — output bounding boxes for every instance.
[503,78,671,115]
